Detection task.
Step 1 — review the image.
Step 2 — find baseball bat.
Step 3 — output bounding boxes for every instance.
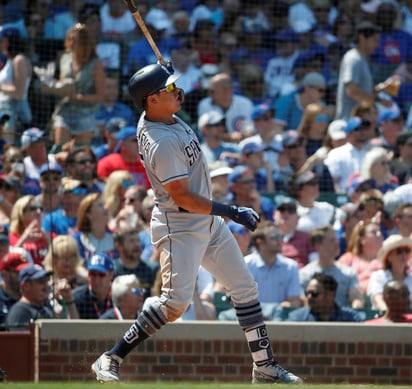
[123,0,167,67]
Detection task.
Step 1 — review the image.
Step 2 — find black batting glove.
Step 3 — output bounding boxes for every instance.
[229,205,260,231]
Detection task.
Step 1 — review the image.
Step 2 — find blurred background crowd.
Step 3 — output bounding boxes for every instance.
[0,0,412,329]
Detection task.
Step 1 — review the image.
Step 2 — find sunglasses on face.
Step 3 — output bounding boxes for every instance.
[0,182,13,191]
[304,179,318,186]
[158,83,177,94]
[285,140,304,149]
[268,233,283,241]
[257,114,273,121]
[354,121,371,131]
[26,205,43,212]
[394,247,411,255]
[278,206,296,214]
[123,197,136,204]
[309,86,325,93]
[132,287,144,296]
[305,290,320,298]
[237,179,255,185]
[66,187,88,196]
[121,180,134,188]
[75,159,95,165]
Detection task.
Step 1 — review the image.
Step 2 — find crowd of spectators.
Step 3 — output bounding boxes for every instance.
[1,0,412,329]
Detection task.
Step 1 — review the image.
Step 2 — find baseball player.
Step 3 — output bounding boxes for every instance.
[91,63,303,384]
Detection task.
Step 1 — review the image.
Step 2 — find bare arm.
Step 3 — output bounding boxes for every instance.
[372,293,387,312]
[345,82,375,105]
[0,55,31,99]
[349,286,365,309]
[69,60,105,104]
[164,178,214,214]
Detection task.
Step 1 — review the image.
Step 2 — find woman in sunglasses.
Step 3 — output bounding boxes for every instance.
[367,234,412,311]
[102,170,134,231]
[9,195,49,266]
[297,103,335,157]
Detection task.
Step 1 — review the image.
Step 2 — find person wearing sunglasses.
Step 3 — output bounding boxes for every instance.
[97,126,150,190]
[324,116,374,193]
[361,146,398,194]
[288,272,362,322]
[72,253,114,319]
[8,195,49,266]
[42,178,89,236]
[91,63,302,384]
[367,234,412,312]
[65,146,104,194]
[99,274,144,320]
[301,225,365,309]
[274,197,314,269]
[36,162,63,214]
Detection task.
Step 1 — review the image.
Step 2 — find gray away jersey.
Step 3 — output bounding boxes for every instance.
[137,114,212,212]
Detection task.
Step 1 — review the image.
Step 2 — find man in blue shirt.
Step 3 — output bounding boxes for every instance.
[288,272,362,322]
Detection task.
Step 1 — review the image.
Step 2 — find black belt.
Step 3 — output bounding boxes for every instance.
[155,203,189,213]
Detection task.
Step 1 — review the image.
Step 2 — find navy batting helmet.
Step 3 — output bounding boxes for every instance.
[128,63,181,109]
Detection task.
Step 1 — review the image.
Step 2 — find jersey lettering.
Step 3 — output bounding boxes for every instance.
[139,132,151,155]
[185,139,201,166]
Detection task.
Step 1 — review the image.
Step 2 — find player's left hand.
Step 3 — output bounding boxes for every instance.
[231,206,260,231]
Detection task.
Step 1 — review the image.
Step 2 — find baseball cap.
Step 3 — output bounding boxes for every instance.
[327,119,347,140]
[198,111,225,129]
[105,117,127,135]
[21,127,45,149]
[251,103,273,121]
[396,132,412,146]
[0,113,10,124]
[301,72,326,88]
[282,130,303,148]
[88,253,114,273]
[276,196,297,211]
[229,165,253,184]
[241,141,265,155]
[291,19,313,34]
[0,252,28,271]
[210,164,233,178]
[273,29,299,42]
[200,64,220,89]
[344,117,370,133]
[115,126,136,142]
[378,106,401,125]
[19,264,52,284]
[146,9,172,31]
[0,27,21,39]
[345,173,372,196]
[39,162,63,176]
[356,21,381,36]
[0,174,21,192]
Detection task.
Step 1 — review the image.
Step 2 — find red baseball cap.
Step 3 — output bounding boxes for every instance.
[0,252,29,271]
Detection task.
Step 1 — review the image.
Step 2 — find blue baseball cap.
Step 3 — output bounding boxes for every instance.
[39,162,63,176]
[87,253,114,273]
[251,103,273,121]
[115,126,136,142]
[344,117,363,133]
[19,264,52,284]
[276,196,297,210]
[241,141,265,155]
[0,27,21,39]
[378,106,402,125]
[21,127,45,148]
[229,165,253,184]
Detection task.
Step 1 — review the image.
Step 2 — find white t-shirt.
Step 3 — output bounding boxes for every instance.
[198,95,254,134]
[100,4,136,35]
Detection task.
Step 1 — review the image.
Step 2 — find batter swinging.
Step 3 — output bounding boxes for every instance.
[91,63,303,385]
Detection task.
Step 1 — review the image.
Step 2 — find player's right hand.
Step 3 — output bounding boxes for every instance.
[230,206,260,231]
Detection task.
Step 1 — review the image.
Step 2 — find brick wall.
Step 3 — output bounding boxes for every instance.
[35,320,412,384]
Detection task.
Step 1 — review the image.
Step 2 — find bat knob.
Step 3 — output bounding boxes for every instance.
[165,61,174,75]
